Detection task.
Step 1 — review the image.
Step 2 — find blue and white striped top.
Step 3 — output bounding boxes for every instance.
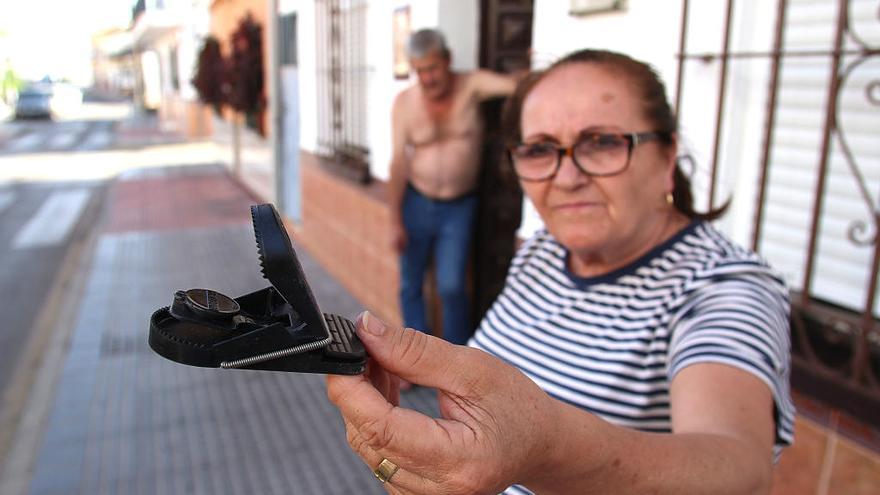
[470,221,795,495]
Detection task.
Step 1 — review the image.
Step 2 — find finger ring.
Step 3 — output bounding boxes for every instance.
[373,458,400,484]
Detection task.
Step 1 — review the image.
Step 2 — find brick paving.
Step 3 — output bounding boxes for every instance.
[16,164,439,495]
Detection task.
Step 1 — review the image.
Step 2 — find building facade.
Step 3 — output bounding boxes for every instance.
[215,1,880,490]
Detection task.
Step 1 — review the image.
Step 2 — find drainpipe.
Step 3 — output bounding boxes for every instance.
[269,0,284,212]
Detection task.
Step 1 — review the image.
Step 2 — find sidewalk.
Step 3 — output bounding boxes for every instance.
[1,163,438,495]
[115,109,186,148]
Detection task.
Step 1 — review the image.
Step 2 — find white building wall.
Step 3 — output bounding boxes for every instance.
[179,0,213,102]
[277,1,319,153]
[437,1,480,72]
[531,0,683,79]
[365,0,412,182]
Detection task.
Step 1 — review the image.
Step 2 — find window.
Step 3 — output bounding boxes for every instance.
[675,0,880,427]
[315,0,370,183]
[280,13,297,66]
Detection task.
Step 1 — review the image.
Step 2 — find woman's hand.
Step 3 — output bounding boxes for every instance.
[326,312,561,494]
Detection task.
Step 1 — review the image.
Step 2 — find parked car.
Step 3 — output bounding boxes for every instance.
[14,81,83,119]
[14,84,54,119]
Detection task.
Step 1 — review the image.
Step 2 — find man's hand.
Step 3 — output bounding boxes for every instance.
[326,312,561,494]
[391,220,408,254]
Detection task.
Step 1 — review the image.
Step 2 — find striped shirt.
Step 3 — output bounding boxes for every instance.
[470,221,795,495]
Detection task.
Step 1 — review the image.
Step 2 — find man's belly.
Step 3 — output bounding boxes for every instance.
[408,141,482,200]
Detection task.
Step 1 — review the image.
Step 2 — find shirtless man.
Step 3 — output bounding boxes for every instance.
[388,29,517,346]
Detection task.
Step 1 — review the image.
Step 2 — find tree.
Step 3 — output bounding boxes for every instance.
[226,13,264,133]
[191,36,226,115]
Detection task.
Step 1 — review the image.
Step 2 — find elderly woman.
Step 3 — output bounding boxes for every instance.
[327,49,794,494]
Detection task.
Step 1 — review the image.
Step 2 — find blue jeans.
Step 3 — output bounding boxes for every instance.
[400,184,477,345]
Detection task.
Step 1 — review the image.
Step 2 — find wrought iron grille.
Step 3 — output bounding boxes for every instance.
[315,0,371,183]
[675,0,879,426]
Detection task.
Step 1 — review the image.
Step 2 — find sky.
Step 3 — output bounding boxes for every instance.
[0,0,135,85]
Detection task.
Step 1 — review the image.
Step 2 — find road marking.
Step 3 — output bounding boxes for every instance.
[11,189,91,249]
[76,130,112,151]
[0,126,21,143]
[6,132,44,153]
[0,191,14,215]
[48,131,79,149]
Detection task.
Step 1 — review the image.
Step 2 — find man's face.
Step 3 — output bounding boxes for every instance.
[410,50,452,100]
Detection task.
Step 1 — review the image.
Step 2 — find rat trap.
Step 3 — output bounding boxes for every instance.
[148,203,366,375]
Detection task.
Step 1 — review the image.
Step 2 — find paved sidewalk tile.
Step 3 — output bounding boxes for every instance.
[24,165,439,495]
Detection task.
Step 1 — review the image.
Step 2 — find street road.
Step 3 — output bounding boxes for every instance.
[0,119,117,154]
[0,179,103,396]
[0,103,121,401]
[0,97,218,428]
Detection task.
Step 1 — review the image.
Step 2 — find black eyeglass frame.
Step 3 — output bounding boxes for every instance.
[508,131,672,182]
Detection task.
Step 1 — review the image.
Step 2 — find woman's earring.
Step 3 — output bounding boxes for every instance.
[665,193,674,205]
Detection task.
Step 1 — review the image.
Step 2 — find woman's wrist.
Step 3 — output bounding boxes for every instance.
[521,401,621,493]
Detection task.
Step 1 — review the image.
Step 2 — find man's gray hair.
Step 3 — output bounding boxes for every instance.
[407,29,450,59]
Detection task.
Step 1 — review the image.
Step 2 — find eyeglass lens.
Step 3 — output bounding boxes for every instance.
[512,133,631,179]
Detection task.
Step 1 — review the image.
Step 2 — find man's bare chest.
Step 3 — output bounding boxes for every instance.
[407,97,482,147]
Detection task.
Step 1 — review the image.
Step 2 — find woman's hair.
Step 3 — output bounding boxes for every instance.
[502,48,727,221]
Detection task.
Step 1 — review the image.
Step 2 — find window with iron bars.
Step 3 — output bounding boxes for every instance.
[315,0,371,183]
[675,0,879,429]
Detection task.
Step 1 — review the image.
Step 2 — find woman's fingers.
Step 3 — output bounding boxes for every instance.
[328,361,465,462]
[343,418,442,494]
[355,312,490,396]
[365,359,400,406]
[327,312,518,493]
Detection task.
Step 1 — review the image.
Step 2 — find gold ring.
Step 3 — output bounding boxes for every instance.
[373,458,400,484]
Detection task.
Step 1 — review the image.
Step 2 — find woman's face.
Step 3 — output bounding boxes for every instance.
[519,63,677,264]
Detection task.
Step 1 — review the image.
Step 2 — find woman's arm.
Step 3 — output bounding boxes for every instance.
[326,313,777,494]
[523,363,775,494]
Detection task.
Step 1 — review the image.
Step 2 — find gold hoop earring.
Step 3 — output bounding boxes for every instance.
[665,193,674,205]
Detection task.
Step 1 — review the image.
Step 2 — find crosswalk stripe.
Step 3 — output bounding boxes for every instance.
[7,132,44,153]
[76,130,112,151]
[48,131,79,149]
[12,189,91,249]
[0,191,14,215]
[0,127,19,143]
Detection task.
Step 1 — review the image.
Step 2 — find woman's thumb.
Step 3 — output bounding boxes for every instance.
[356,311,462,390]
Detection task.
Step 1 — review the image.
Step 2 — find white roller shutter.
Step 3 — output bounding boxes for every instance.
[759,0,880,315]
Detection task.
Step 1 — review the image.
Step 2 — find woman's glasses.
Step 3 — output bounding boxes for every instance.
[508,131,670,181]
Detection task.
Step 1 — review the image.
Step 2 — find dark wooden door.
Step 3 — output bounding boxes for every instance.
[479,0,534,72]
[471,0,533,327]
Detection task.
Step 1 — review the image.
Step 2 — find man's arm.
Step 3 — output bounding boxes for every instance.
[470,69,519,100]
[387,92,410,253]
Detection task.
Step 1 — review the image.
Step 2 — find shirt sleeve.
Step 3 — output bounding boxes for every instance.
[667,268,795,451]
